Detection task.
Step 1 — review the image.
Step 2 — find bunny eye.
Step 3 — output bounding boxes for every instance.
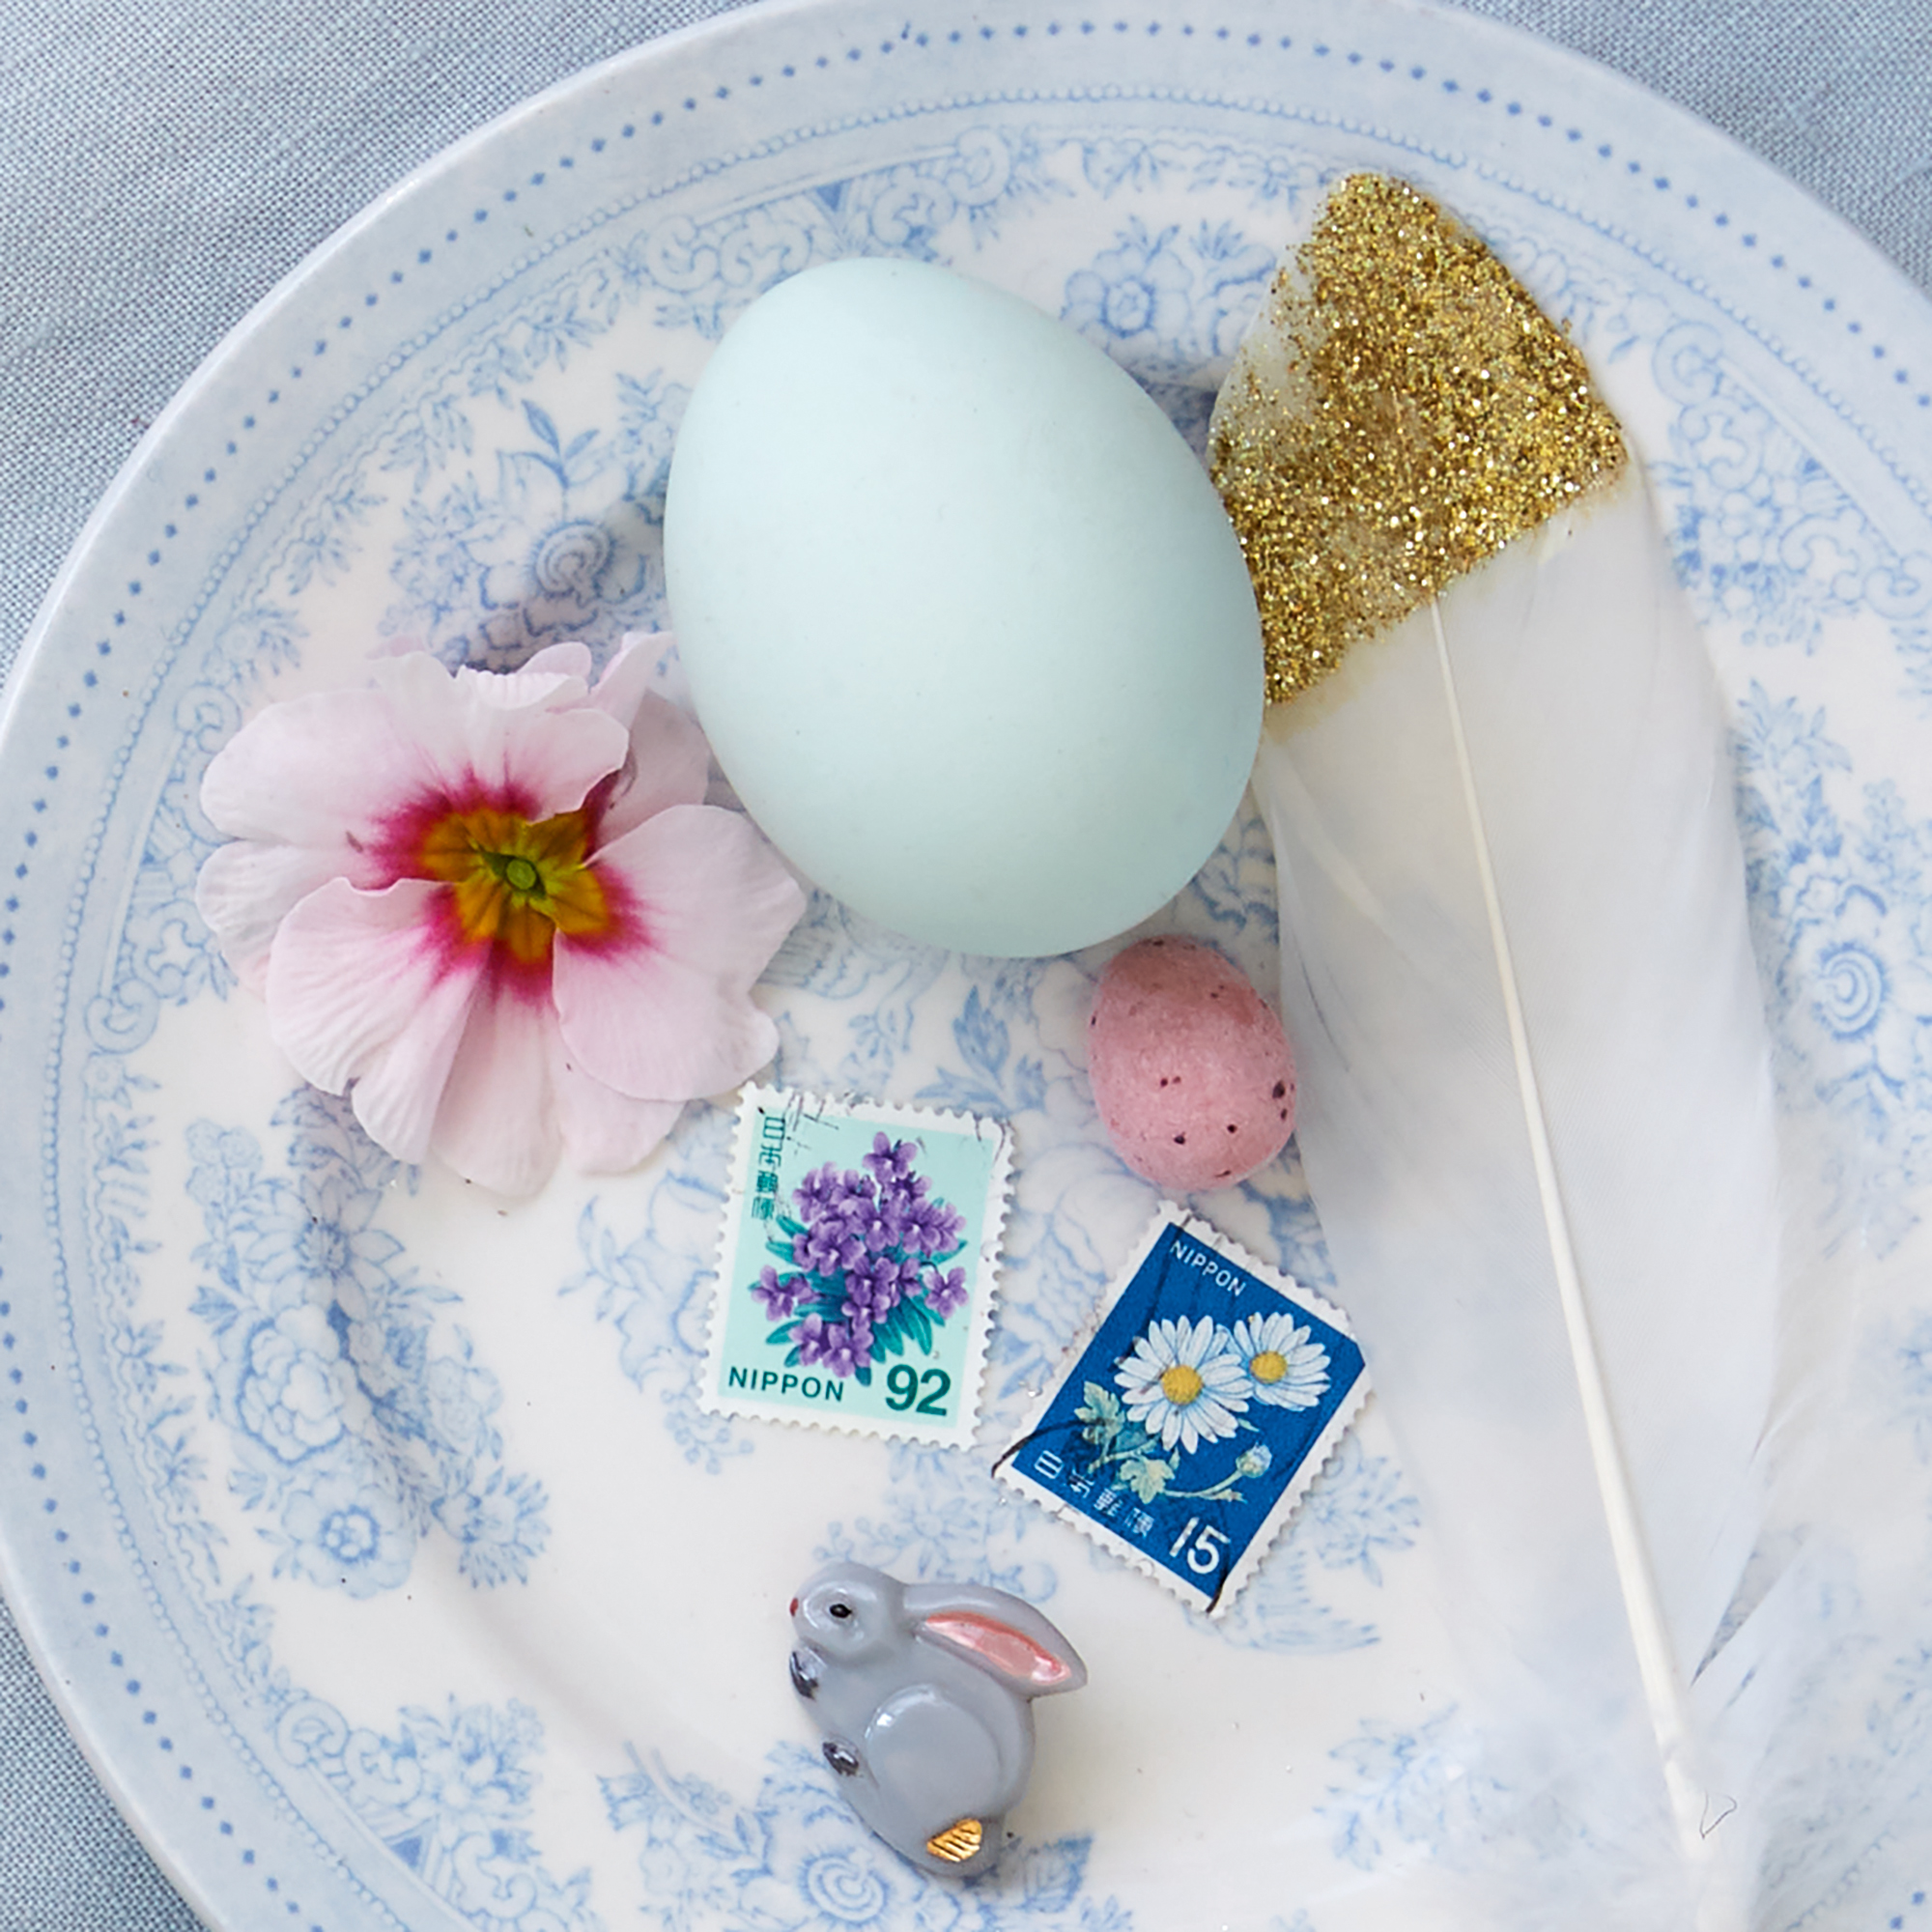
[828,1601,854,1621]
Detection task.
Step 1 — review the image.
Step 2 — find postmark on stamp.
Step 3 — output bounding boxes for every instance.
[700,1087,1014,1446]
[997,1208,1369,1614]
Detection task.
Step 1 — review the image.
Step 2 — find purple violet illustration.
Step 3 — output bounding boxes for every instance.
[751,1134,968,1383]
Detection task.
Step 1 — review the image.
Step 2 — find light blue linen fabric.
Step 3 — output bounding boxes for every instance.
[0,1,1925,1923]
[1454,0,1932,298]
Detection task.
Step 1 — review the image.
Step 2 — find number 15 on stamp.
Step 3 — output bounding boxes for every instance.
[998,1208,1370,1615]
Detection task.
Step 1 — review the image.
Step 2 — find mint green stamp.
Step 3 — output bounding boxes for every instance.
[701,1088,1014,1445]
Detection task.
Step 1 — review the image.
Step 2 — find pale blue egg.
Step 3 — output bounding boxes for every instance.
[664,257,1262,958]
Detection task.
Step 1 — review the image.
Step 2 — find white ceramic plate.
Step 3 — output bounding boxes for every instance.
[8,1,1932,1926]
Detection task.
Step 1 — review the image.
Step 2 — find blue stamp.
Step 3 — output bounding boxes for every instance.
[997,1209,1369,1615]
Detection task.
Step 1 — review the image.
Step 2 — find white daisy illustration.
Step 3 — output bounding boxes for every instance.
[1230,1310,1330,1409]
[1115,1315,1250,1453]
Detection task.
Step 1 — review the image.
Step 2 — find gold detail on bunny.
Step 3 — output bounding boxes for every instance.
[925,1817,984,1863]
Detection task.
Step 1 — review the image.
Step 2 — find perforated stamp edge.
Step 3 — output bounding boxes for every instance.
[699,1085,1015,1448]
[995,1206,1371,1616]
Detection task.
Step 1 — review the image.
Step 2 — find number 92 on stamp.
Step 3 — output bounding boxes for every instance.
[699,1088,1014,1447]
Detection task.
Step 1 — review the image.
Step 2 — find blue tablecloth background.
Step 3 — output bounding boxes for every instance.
[2,1,1927,1923]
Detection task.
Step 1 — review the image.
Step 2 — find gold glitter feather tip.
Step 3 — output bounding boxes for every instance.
[1208,172,1626,704]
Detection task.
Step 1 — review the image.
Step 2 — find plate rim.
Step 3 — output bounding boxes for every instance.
[6,0,1932,1923]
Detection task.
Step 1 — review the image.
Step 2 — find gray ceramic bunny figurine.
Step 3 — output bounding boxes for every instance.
[787,1561,1087,1876]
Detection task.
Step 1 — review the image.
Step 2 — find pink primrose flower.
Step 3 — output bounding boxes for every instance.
[195,635,805,1196]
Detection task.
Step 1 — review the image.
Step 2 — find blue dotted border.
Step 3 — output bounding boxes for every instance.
[3,1295,345,1932]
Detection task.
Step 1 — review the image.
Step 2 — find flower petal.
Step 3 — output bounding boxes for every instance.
[519,640,596,684]
[265,877,483,1163]
[201,683,432,848]
[580,631,711,838]
[204,654,629,864]
[375,652,628,818]
[554,805,805,1099]
[429,983,563,1197]
[196,838,360,988]
[584,633,659,721]
[600,693,712,840]
[550,1030,685,1175]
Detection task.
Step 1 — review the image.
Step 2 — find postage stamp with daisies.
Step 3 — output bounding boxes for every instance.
[997,1208,1369,1614]
[701,1087,1014,1447]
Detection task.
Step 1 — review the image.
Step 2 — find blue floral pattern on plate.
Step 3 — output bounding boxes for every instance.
[186,1091,550,1598]
[277,1695,602,1932]
[7,1,1932,1926]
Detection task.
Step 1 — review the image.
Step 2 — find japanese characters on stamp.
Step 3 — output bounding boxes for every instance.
[997,1208,1369,1614]
[700,1087,1014,1446]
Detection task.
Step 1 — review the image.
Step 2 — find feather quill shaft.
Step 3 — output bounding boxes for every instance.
[1214,177,1790,1921]
[1426,592,1712,1881]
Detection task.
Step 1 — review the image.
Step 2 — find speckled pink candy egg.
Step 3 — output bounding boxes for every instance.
[1088,936,1296,1192]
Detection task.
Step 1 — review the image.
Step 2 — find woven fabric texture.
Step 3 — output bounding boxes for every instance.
[0,1,1926,1925]
[1454,0,1932,291]
[0,1591,206,1932]
[0,0,753,687]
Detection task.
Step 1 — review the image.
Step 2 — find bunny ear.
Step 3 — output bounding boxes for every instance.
[921,1611,1076,1688]
[903,1580,1088,1695]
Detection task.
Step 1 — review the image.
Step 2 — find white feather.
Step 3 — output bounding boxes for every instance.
[1253,473,1791,1923]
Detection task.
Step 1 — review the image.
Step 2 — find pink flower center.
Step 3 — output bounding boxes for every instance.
[416,804,612,969]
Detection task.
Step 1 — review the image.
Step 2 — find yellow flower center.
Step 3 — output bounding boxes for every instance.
[1159,1363,1205,1407]
[1249,1350,1288,1385]
[419,804,611,966]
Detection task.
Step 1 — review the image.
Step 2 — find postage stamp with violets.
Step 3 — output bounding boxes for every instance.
[998,1208,1369,1614]
[700,1087,1014,1447]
